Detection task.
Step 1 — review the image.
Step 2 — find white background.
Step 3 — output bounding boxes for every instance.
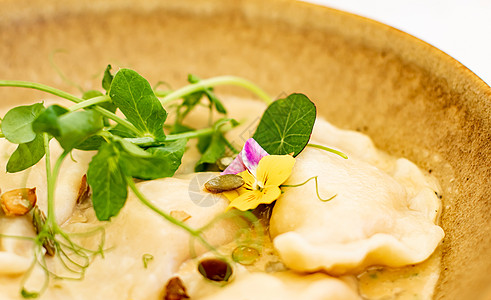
[302,0,491,86]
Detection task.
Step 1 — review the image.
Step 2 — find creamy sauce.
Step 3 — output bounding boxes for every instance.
[358,248,442,299]
[0,97,443,299]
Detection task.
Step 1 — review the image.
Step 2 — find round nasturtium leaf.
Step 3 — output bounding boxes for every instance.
[253,93,316,157]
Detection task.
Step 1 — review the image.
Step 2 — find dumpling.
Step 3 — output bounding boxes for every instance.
[1,174,238,300]
[0,217,34,275]
[270,147,444,275]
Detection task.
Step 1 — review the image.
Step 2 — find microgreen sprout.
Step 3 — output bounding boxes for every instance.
[142,254,154,269]
[0,66,273,298]
[0,64,345,298]
[307,143,348,159]
[281,176,337,202]
[9,133,107,297]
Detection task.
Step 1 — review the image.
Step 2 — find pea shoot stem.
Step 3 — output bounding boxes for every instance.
[0,234,36,241]
[0,80,141,136]
[166,127,214,141]
[43,133,53,222]
[126,177,217,253]
[0,80,83,103]
[2,72,262,297]
[0,76,272,106]
[158,76,272,105]
[307,143,348,159]
[44,134,69,225]
[95,107,140,135]
[0,78,254,138]
[68,95,111,112]
[122,127,213,146]
[16,134,106,296]
[124,121,236,146]
[281,176,337,202]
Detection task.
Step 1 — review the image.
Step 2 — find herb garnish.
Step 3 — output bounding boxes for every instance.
[0,67,272,297]
[142,253,154,269]
[0,65,342,298]
[253,93,316,157]
[2,103,46,172]
[109,68,167,140]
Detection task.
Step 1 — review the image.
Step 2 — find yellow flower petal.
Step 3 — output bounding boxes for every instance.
[261,186,282,204]
[222,189,241,201]
[222,184,251,201]
[256,155,295,187]
[221,170,254,202]
[238,170,256,189]
[227,186,281,211]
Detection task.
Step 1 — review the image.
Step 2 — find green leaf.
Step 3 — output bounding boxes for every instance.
[82,90,117,113]
[194,118,239,171]
[87,143,128,221]
[33,105,104,151]
[113,136,152,158]
[75,135,106,151]
[32,105,68,136]
[98,100,118,115]
[187,74,200,84]
[109,123,138,138]
[182,91,202,108]
[195,132,225,172]
[253,93,316,156]
[82,90,104,100]
[118,139,187,180]
[109,69,167,139]
[187,74,226,114]
[82,89,117,114]
[102,64,114,92]
[197,134,212,154]
[174,92,202,128]
[207,90,227,114]
[6,134,45,173]
[170,123,194,134]
[57,110,104,150]
[1,103,45,144]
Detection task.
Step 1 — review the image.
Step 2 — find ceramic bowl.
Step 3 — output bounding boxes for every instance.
[1,0,490,298]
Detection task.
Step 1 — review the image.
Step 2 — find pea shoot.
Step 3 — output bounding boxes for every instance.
[0,65,345,298]
[0,67,270,297]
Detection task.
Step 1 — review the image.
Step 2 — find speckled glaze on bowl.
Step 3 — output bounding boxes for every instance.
[0,0,490,299]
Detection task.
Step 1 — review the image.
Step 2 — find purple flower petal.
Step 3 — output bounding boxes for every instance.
[241,138,269,176]
[221,154,246,175]
[221,138,269,175]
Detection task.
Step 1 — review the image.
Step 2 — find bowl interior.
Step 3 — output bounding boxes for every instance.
[1,0,490,299]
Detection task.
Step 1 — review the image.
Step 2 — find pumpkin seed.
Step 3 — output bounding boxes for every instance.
[0,188,37,216]
[204,174,244,193]
[197,258,233,282]
[163,276,189,300]
[76,174,90,205]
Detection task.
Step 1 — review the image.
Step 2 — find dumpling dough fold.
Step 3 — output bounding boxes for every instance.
[270,147,444,275]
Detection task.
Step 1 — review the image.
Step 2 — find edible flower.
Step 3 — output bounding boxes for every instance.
[221,138,295,211]
[221,138,269,176]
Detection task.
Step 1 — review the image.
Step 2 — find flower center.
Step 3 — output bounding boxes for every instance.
[253,179,264,192]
